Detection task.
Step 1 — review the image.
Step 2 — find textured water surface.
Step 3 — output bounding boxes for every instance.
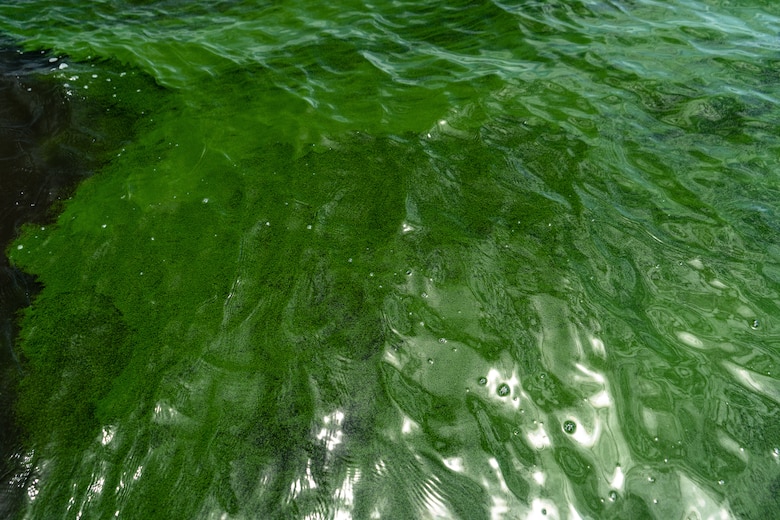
[1,1,779,519]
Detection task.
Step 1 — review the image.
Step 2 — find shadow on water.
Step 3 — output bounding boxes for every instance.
[0,37,155,518]
[0,40,84,518]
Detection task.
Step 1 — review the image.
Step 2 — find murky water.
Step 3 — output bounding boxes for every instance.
[1,1,779,518]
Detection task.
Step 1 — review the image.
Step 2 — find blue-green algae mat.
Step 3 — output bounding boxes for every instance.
[2,1,780,518]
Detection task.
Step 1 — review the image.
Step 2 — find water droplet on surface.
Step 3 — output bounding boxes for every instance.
[751,319,760,329]
[563,420,576,434]
[427,358,434,365]
[477,377,487,386]
[648,476,655,483]
[608,490,618,502]
[438,337,447,344]
[497,384,510,397]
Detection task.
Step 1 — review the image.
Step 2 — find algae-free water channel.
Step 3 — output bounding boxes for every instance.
[1,1,779,519]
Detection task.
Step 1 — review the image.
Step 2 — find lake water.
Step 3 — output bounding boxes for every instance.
[1,1,779,518]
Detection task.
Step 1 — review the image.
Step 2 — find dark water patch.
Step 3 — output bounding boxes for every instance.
[0,37,166,519]
[0,40,82,519]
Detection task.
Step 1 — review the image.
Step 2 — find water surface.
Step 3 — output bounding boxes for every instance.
[1,1,779,518]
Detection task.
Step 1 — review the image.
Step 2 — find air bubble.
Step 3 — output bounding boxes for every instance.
[497,384,510,397]
[751,319,760,329]
[478,377,487,386]
[563,420,576,434]
[608,490,618,502]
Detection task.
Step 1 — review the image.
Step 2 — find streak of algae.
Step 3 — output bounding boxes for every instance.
[6,60,598,515]
[7,73,498,514]
[10,85,571,518]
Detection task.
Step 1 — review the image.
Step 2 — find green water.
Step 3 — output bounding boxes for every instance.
[2,0,780,518]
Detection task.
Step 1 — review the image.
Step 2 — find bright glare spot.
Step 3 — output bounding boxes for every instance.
[316,410,345,451]
[27,478,40,501]
[304,459,318,490]
[402,416,419,434]
[678,474,732,520]
[89,476,105,495]
[100,426,115,446]
[402,222,415,233]
[490,495,509,519]
[568,503,585,520]
[710,279,728,289]
[442,457,464,473]
[610,465,625,490]
[527,424,551,449]
[688,257,704,269]
[723,361,780,404]
[590,336,606,358]
[575,363,605,384]
[589,390,612,408]
[677,331,705,349]
[570,418,601,447]
[717,430,749,463]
